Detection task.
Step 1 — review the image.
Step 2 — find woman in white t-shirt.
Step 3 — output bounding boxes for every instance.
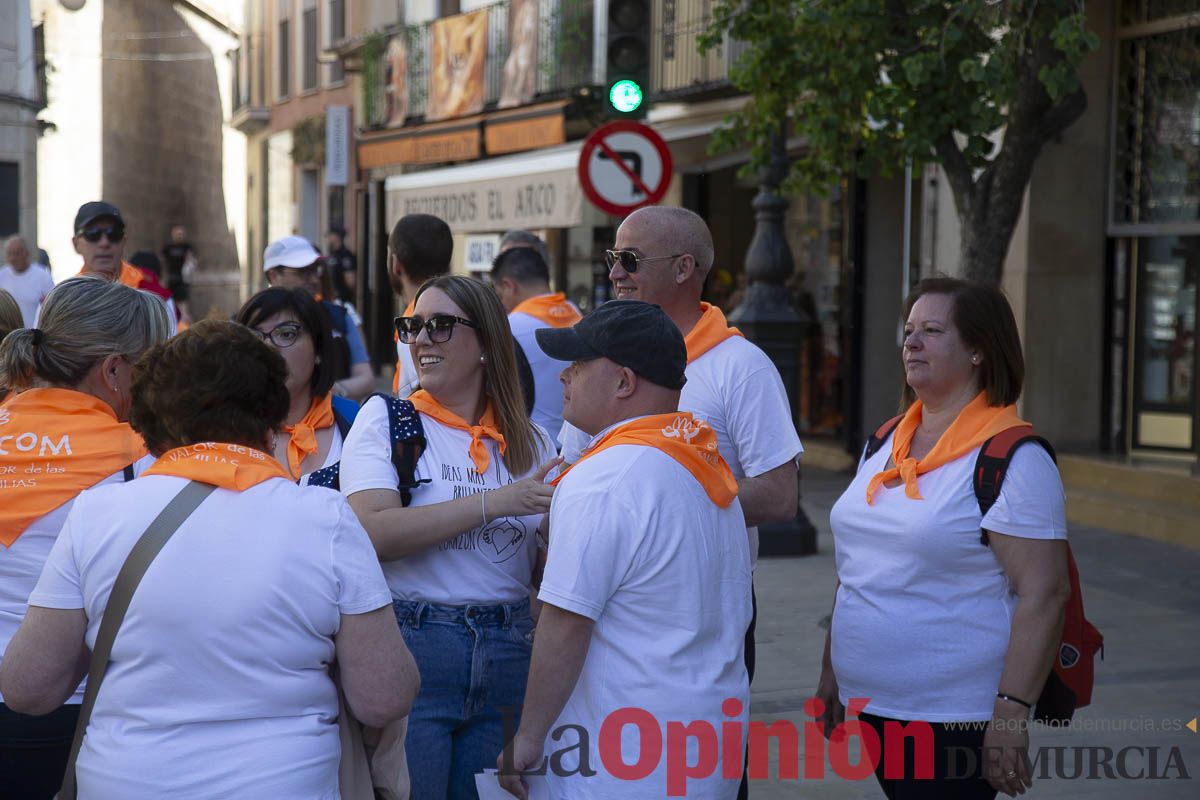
[819,278,1069,800]
[0,277,169,799]
[0,320,418,799]
[235,287,357,489]
[341,274,558,799]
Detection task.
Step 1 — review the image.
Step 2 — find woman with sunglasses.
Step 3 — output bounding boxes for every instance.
[234,288,358,488]
[341,274,559,799]
[0,277,170,798]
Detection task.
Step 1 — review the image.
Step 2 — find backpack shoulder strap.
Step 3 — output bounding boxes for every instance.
[974,426,1056,544]
[370,393,427,507]
[863,415,904,463]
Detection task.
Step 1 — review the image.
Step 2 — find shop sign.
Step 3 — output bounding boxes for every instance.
[388,170,581,234]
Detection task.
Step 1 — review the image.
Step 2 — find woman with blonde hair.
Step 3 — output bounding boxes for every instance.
[341,274,559,798]
[0,277,169,799]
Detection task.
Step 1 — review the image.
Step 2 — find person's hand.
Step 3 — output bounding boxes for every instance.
[497,732,545,799]
[816,664,844,739]
[983,713,1031,796]
[488,458,562,519]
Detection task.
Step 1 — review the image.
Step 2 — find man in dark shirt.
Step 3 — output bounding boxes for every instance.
[324,224,357,304]
[161,224,195,324]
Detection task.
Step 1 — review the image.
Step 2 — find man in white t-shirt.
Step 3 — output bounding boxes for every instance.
[560,207,802,682]
[387,214,452,396]
[0,235,54,326]
[498,300,750,799]
[491,242,581,446]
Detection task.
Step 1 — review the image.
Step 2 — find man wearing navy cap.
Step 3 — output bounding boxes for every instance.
[498,300,751,800]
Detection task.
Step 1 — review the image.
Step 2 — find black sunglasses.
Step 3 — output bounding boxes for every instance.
[77,225,126,244]
[604,249,687,274]
[395,314,478,344]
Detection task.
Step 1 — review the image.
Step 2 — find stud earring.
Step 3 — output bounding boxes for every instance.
[971,355,980,364]
[480,355,486,364]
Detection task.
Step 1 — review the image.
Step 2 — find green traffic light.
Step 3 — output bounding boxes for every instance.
[609,79,644,114]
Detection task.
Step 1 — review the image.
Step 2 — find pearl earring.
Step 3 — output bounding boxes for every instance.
[480,355,486,364]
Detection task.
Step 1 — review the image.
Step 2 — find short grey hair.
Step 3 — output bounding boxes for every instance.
[499,230,551,268]
[0,276,171,390]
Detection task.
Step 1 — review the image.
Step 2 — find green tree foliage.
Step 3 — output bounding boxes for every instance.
[701,0,1099,282]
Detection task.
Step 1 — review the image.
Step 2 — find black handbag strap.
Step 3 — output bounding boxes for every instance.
[57,480,215,800]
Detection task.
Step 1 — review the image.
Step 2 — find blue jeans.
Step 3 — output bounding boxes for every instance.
[394,598,533,800]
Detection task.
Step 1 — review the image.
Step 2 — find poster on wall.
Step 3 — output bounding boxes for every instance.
[428,9,488,122]
[499,0,538,109]
[385,35,409,128]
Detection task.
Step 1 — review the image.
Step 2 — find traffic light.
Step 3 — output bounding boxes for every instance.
[605,0,650,118]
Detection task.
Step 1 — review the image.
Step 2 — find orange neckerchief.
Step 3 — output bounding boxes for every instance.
[0,388,147,546]
[77,262,144,288]
[409,389,505,475]
[684,303,743,363]
[865,392,1028,505]
[512,293,582,328]
[283,394,335,479]
[142,442,291,491]
[392,299,417,395]
[553,412,738,508]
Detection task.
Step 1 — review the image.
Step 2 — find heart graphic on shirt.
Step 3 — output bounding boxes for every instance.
[479,518,528,564]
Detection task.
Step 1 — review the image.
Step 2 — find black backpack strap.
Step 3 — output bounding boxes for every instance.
[370,393,427,507]
[333,407,353,440]
[863,414,904,463]
[974,427,1056,545]
[122,463,136,482]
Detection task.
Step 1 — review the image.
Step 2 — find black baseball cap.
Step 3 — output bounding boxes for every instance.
[536,300,687,390]
[74,201,123,233]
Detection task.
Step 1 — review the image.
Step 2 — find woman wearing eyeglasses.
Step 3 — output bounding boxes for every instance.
[340,274,559,799]
[234,288,358,489]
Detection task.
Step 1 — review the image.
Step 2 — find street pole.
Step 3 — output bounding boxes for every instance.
[727,122,818,556]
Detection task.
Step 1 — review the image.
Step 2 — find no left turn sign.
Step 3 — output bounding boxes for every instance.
[577,121,673,216]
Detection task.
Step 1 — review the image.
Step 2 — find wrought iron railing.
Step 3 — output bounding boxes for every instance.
[363,0,595,131]
[652,0,746,99]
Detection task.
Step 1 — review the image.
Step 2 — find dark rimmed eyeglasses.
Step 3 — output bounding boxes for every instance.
[395,314,478,344]
[250,321,305,348]
[77,225,126,244]
[604,249,687,274]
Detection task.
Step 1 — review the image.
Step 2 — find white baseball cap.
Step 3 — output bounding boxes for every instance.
[263,236,321,271]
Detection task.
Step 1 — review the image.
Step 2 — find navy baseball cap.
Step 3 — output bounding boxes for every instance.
[74,201,123,233]
[536,300,687,390]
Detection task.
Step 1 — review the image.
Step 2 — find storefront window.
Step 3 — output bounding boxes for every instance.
[1137,238,1196,408]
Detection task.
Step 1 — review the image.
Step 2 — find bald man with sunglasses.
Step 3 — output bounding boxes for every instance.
[560,206,802,719]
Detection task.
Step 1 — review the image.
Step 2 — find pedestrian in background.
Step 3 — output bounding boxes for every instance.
[0,319,417,799]
[341,274,558,799]
[0,277,170,799]
[325,224,358,305]
[0,236,54,327]
[387,214,452,397]
[160,225,196,326]
[235,287,358,488]
[819,277,1069,799]
[263,235,373,401]
[491,240,581,448]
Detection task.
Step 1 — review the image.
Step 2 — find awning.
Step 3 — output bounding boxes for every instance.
[382,117,727,233]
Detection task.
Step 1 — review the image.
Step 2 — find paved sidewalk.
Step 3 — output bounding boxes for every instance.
[747,467,1200,799]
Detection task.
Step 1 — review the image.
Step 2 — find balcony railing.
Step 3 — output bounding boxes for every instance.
[363,0,595,131]
[652,0,747,99]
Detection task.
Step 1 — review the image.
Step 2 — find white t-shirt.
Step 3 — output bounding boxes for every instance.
[0,456,152,705]
[560,336,803,568]
[539,431,751,799]
[28,475,391,799]
[509,305,574,448]
[395,339,419,397]
[829,437,1068,722]
[0,263,55,327]
[340,396,556,605]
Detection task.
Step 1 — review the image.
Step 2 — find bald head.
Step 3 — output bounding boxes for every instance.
[624,206,714,276]
[4,236,31,273]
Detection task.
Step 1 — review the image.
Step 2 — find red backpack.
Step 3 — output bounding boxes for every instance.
[865,417,1103,722]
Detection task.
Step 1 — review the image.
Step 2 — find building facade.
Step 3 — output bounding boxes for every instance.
[0,0,40,245]
[32,0,245,316]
